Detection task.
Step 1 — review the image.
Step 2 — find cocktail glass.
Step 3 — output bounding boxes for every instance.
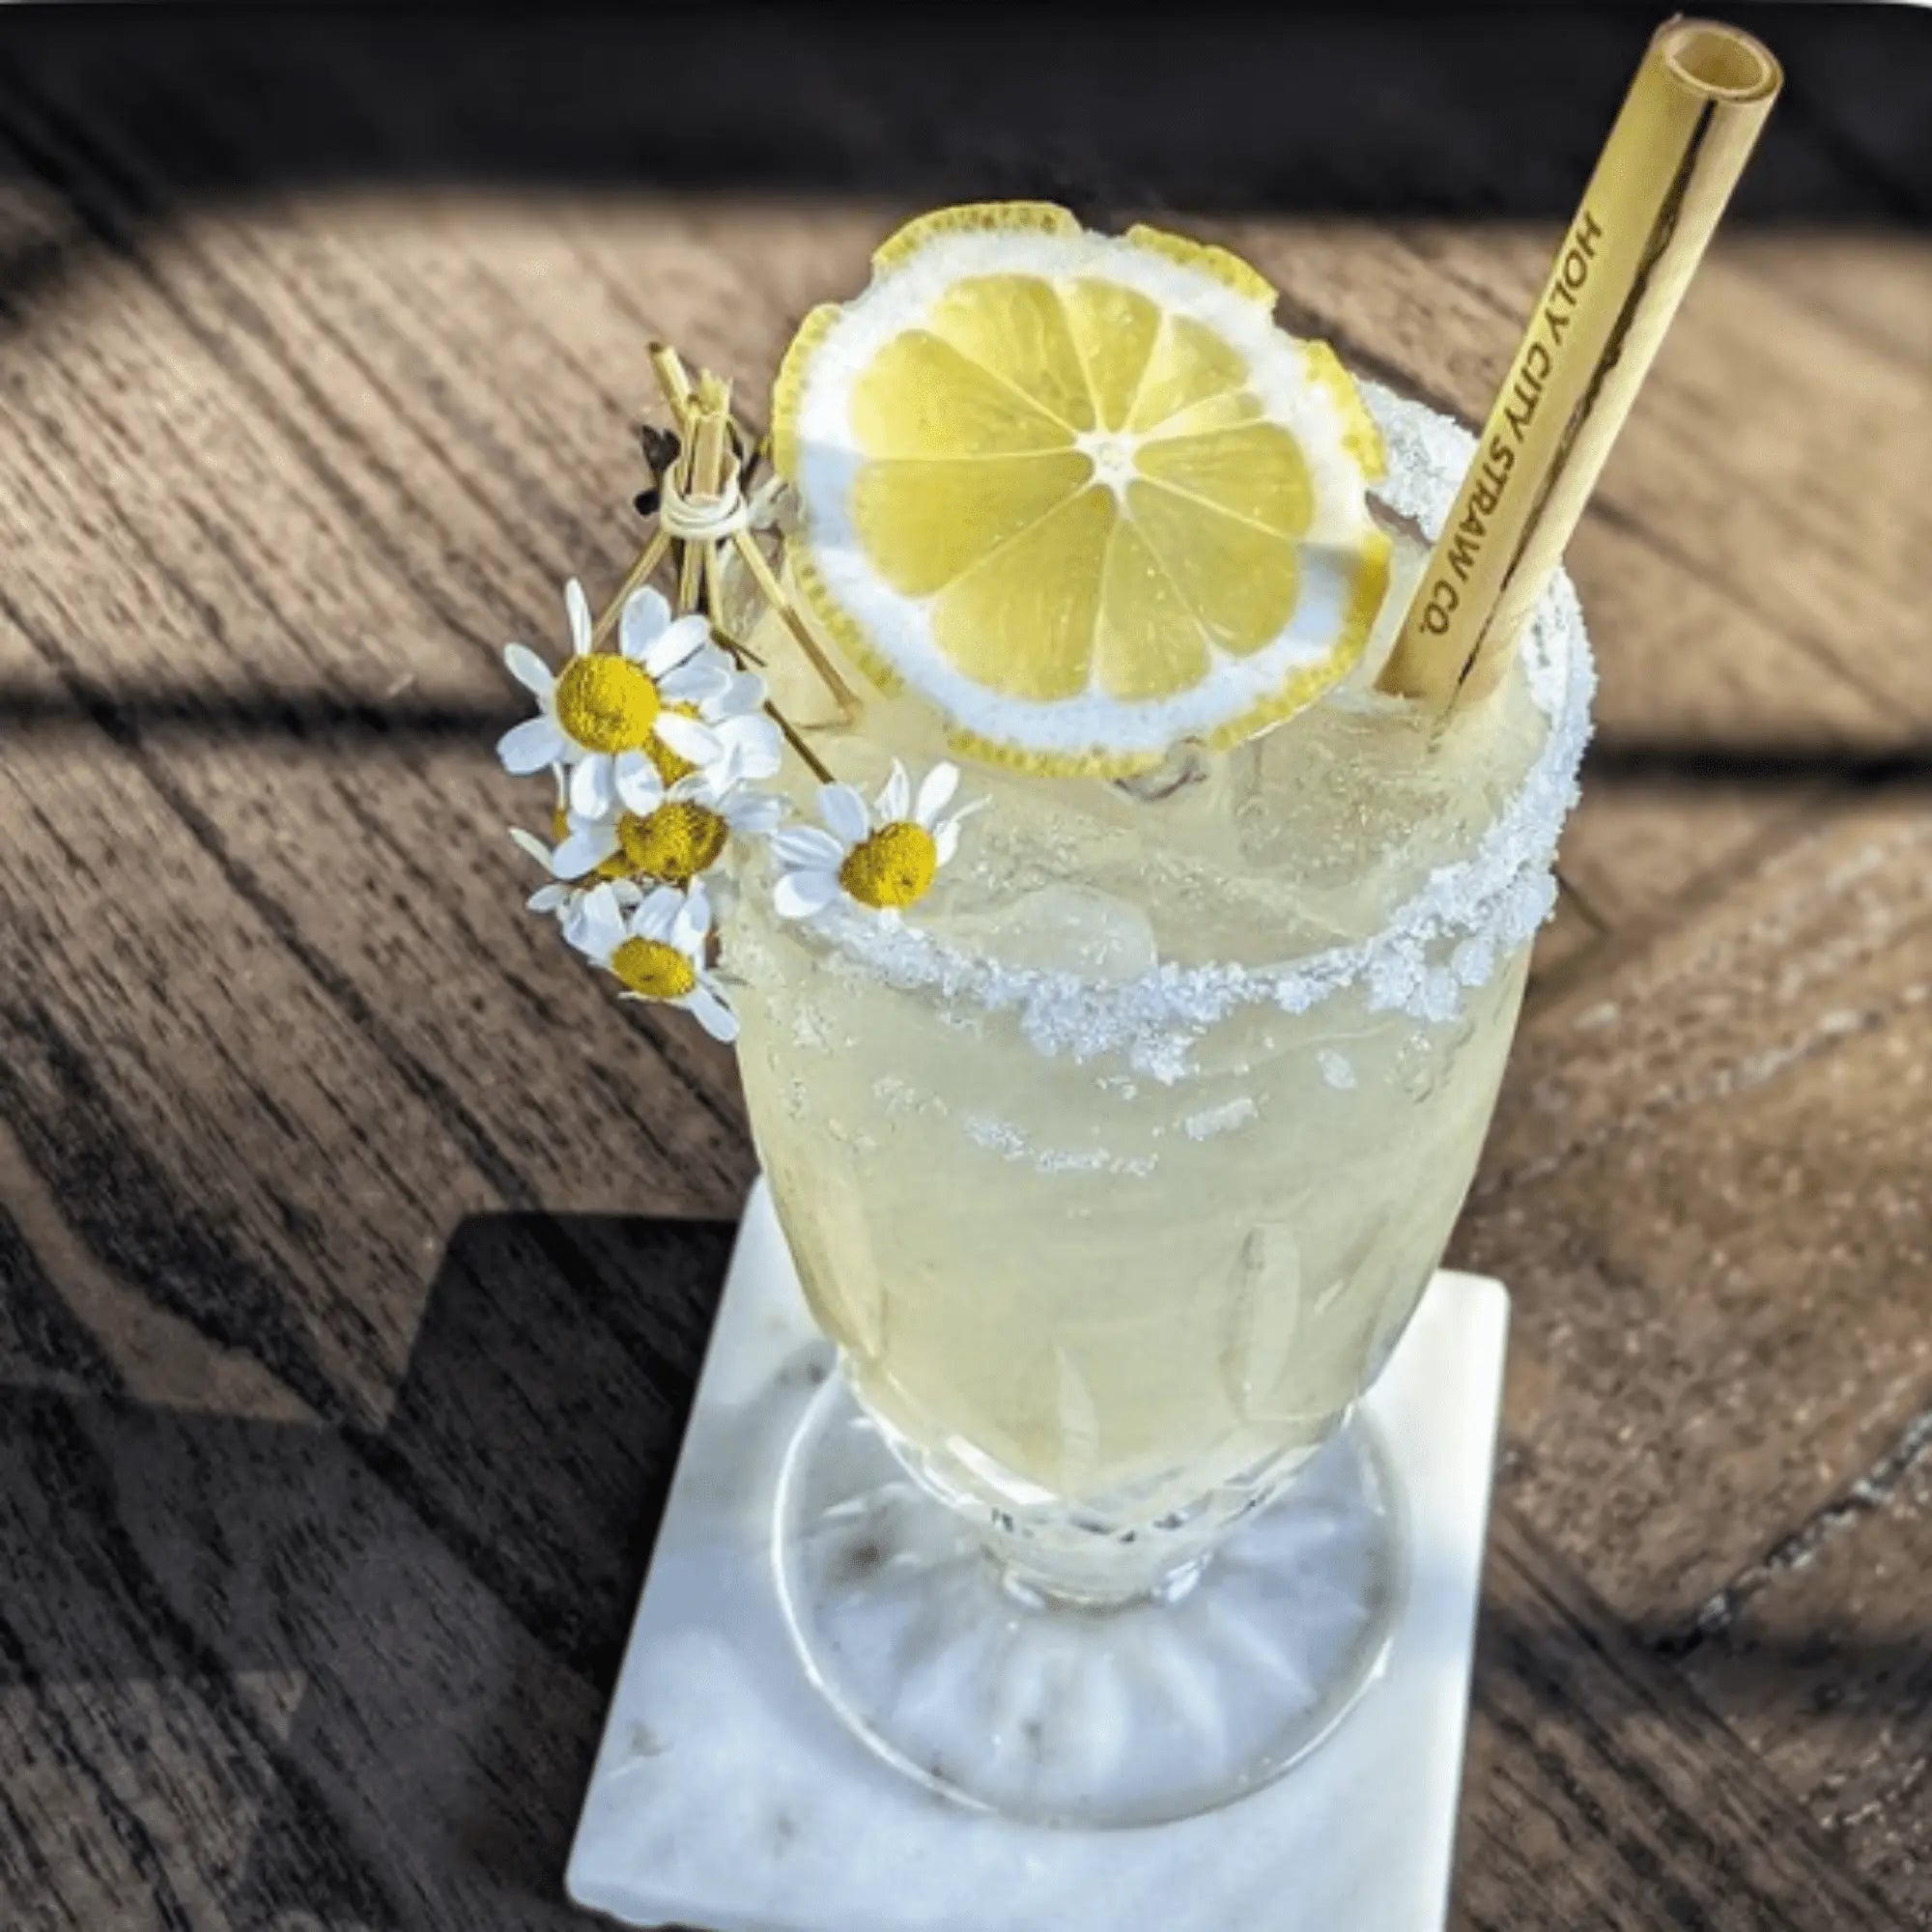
[722,385,1592,1828]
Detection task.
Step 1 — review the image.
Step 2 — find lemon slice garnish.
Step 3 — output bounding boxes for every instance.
[772,202,1390,777]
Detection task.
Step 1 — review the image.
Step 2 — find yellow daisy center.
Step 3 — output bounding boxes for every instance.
[551,805,629,882]
[647,702,704,786]
[610,935,698,1002]
[618,801,729,885]
[839,821,938,910]
[554,655,661,754]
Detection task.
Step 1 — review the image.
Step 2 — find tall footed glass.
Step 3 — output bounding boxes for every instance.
[725,389,1593,1827]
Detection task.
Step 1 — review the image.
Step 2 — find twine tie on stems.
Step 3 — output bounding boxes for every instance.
[657,470,751,544]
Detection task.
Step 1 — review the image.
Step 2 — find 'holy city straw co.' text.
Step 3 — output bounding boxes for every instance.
[1409,206,1606,642]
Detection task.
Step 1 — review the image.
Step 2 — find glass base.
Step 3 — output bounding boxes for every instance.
[773,1374,1407,1829]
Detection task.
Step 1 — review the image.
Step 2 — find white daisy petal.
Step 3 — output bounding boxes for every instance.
[934,819,962,864]
[655,712,722,764]
[769,826,845,868]
[819,783,869,845]
[527,883,569,912]
[635,885,685,940]
[915,762,960,825]
[878,761,911,823]
[619,585,672,661]
[704,754,753,802]
[722,669,767,714]
[682,878,715,936]
[565,579,593,655]
[724,792,786,836]
[570,755,615,818]
[497,716,566,775]
[644,614,715,676]
[714,714,783,781]
[774,868,840,920]
[574,883,626,955]
[503,643,553,696]
[552,829,616,879]
[685,985,739,1043]
[659,658,733,706]
[613,751,666,815]
[507,826,553,866]
[668,898,710,954]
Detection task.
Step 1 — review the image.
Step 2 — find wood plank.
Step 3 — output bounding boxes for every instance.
[1455,797,1932,1624]
[4,1196,1902,1932]
[1728,231,1932,369]
[0,1678,286,1932]
[1685,1468,1932,1924]
[1669,1402,1932,1918]
[1,5,1924,230]
[0,1203,730,1931]
[0,1203,122,1402]
[0,728,497,1426]
[1529,884,1605,988]
[1455,1509,1909,1932]
[0,667,752,1410]
[0,458,748,1229]
[1548,504,1896,958]
[0,1116,314,1422]
[0,136,757,1430]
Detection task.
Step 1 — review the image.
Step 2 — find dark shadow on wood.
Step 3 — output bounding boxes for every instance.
[0,3,1923,236]
[6,679,1932,793]
[0,1210,734,1928]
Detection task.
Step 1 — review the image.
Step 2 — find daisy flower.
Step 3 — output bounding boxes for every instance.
[507,774,641,935]
[770,761,980,922]
[549,768,787,891]
[496,581,730,819]
[654,665,785,792]
[569,881,737,1042]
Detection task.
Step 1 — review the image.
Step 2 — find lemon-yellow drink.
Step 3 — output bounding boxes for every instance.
[730,450,1587,1604]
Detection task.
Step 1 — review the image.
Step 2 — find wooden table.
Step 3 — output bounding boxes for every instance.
[2,11,1928,1929]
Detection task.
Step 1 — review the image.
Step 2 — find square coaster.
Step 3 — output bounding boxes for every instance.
[568,1180,1508,1931]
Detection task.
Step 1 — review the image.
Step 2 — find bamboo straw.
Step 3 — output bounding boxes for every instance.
[677,373,734,613]
[1377,17,1780,707]
[648,341,695,428]
[645,340,860,723]
[631,343,843,782]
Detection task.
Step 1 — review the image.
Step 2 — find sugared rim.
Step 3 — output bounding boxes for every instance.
[802,384,1596,1081]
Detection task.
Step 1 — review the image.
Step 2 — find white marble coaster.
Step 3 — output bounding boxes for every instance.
[567,1180,1508,1932]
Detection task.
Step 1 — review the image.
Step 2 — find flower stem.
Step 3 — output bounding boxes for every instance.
[769,707,836,785]
[589,530,669,649]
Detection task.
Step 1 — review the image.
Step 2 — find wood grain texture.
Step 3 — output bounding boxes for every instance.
[2,8,1928,1928]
